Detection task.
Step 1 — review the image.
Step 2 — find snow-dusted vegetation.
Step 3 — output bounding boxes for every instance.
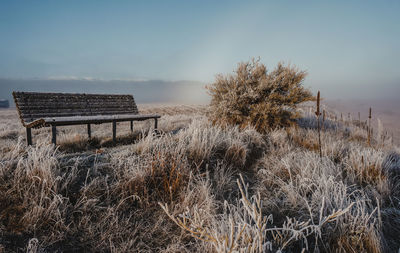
[0,102,399,252]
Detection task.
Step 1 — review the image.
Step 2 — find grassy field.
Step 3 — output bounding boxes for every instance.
[0,104,399,252]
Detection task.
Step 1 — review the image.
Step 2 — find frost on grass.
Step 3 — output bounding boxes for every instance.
[161,174,355,252]
[0,104,399,252]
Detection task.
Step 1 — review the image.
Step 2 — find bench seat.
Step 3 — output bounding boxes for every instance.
[31,114,160,126]
[13,91,161,145]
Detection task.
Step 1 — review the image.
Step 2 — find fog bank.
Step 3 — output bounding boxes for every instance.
[0,78,209,106]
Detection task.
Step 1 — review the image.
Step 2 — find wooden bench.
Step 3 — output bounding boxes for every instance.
[13,91,161,145]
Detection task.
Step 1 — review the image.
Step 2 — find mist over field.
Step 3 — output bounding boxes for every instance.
[326,99,400,145]
[0,78,208,106]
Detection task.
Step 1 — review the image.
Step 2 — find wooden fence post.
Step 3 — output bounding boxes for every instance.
[315,91,322,158]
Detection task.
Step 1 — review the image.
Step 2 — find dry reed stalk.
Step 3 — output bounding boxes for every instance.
[348,113,351,126]
[358,112,361,127]
[392,133,394,146]
[315,91,322,158]
[368,107,372,146]
[383,131,388,145]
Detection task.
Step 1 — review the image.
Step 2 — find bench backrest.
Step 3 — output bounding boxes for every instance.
[13,91,139,126]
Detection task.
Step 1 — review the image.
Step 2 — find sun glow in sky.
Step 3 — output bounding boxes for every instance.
[1,0,399,99]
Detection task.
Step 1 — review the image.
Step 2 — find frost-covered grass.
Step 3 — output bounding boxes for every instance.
[0,104,399,252]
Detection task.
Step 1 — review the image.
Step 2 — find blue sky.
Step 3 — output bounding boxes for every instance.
[1,0,399,98]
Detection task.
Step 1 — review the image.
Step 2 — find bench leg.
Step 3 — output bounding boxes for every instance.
[154,118,158,130]
[26,128,32,146]
[130,121,133,132]
[87,124,91,139]
[112,121,117,143]
[51,125,57,145]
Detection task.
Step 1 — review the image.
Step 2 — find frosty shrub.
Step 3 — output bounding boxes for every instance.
[207,59,313,133]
